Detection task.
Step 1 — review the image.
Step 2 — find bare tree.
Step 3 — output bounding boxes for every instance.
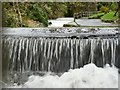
[16,2,22,27]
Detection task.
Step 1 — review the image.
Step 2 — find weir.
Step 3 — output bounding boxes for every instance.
[2,36,120,73]
[2,28,120,84]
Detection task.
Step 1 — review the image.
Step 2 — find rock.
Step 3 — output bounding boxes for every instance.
[49,22,52,25]
[63,24,78,27]
[70,36,79,39]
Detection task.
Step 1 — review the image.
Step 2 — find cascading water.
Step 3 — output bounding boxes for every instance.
[2,28,120,88]
[2,36,120,72]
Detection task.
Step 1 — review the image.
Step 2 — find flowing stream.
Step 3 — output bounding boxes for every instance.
[3,37,120,72]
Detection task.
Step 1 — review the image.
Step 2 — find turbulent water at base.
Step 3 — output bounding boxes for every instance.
[2,37,120,73]
[8,63,119,88]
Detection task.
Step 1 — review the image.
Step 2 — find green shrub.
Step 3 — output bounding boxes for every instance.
[100,6,109,13]
[110,3,118,11]
[27,4,48,27]
[101,11,118,22]
[88,12,105,19]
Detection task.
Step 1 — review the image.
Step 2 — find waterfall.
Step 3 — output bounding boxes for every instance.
[2,36,120,73]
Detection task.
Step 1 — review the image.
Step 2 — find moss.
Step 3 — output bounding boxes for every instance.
[88,12,105,19]
[101,11,118,22]
[63,24,78,27]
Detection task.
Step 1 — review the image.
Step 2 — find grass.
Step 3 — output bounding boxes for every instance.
[88,12,105,19]
[101,11,118,22]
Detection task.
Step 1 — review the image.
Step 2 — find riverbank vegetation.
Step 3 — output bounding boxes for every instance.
[88,12,105,19]
[2,2,119,27]
[88,2,119,23]
[2,2,67,27]
[101,11,118,22]
[2,2,97,27]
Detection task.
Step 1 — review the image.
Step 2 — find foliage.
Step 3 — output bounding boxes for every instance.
[65,2,97,17]
[45,2,67,19]
[2,3,19,27]
[88,12,105,19]
[2,2,69,27]
[100,6,109,13]
[89,2,118,22]
[2,2,118,27]
[110,2,118,11]
[27,3,48,26]
[101,11,118,22]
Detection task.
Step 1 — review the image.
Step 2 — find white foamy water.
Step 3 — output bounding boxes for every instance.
[48,18,74,27]
[9,63,118,88]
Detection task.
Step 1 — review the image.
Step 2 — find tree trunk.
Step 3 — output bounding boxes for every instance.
[13,2,18,27]
[16,2,22,27]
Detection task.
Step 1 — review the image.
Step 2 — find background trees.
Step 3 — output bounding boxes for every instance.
[2,2,68,27]
[2,2,118,27]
